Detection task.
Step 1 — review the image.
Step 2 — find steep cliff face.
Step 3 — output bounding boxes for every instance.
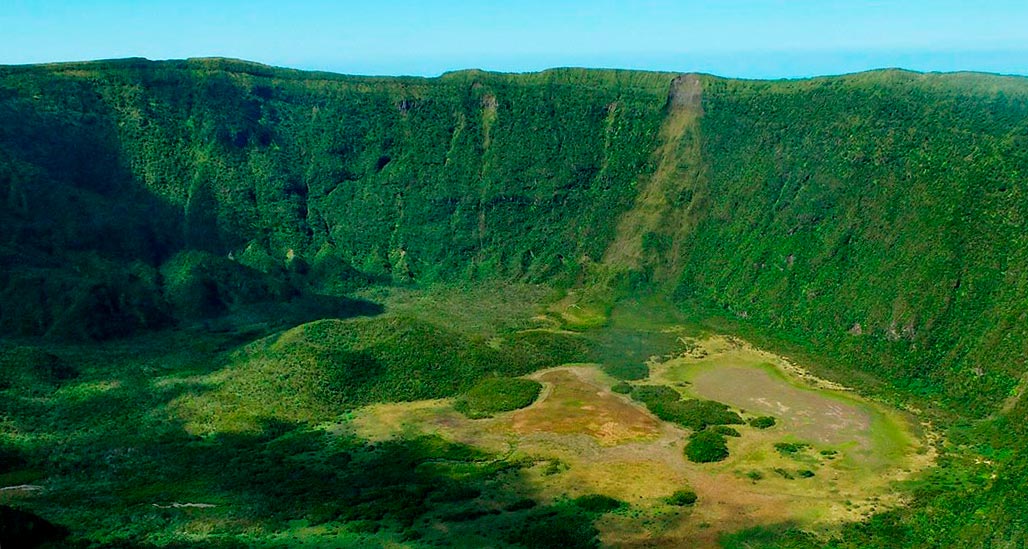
[3,59,1028,413]
[675,71,1028,412]
[0,60,671,338]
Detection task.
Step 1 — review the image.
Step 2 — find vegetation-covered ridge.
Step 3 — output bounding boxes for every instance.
[3,59,1027,412]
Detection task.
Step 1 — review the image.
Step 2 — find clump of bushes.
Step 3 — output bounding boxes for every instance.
[505,506,600,549]
[543,459,569,476]
[650,399,744,430]
[774,442,811,456]
[455,377,542,419]
[685,431,730,463]
[631,385,680,405]
[611,381,633,394]
[665,489,698,506]
[631,385,744,430]
[749,416,776,429]
[710,425,741,437]
[573,494,625,513]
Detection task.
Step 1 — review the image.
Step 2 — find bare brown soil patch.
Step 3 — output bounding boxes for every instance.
[513,367,661,445]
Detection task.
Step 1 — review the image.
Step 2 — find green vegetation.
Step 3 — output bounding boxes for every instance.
[685,431,730,463]
[631,384,681,405]
[454,377,543,418]
[1,58,1028,546]
[631,383,744,431]
[572,494,626,513]
[611,381,633,394]
[0,327,607,547]
[711,425,742,437]
[774,442,812,457]
[653,400,744,431]
[665,489,698,506]
[174,315,584,431]
[749,416,777,429]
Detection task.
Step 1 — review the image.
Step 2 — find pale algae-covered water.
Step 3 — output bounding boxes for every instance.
[654,336,920,469]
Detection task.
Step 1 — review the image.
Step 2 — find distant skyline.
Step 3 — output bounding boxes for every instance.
[2,0,1027,78]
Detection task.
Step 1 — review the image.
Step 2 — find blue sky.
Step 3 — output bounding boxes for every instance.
[2,0,1027,78]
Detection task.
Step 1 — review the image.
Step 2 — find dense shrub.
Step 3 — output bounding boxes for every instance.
[506,507,600,549]
[630,385,681,406]
[749,416,776,429]
[648,399,744,431]
[630,385,743,430]
[611,381,633,394]
[711,425,741,437]
[774,442,811,456]
[685,431,729,463]
[454,377,543,418]
[665,489,698,506]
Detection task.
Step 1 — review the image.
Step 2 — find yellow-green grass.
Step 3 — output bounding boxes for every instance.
[344,332,932,546]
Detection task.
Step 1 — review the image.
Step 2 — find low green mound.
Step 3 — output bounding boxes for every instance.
[685,431,730,463]
[183,315,579,428]
[749,416,776,429]
[665,489,698,506]
[455,377,542,419]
